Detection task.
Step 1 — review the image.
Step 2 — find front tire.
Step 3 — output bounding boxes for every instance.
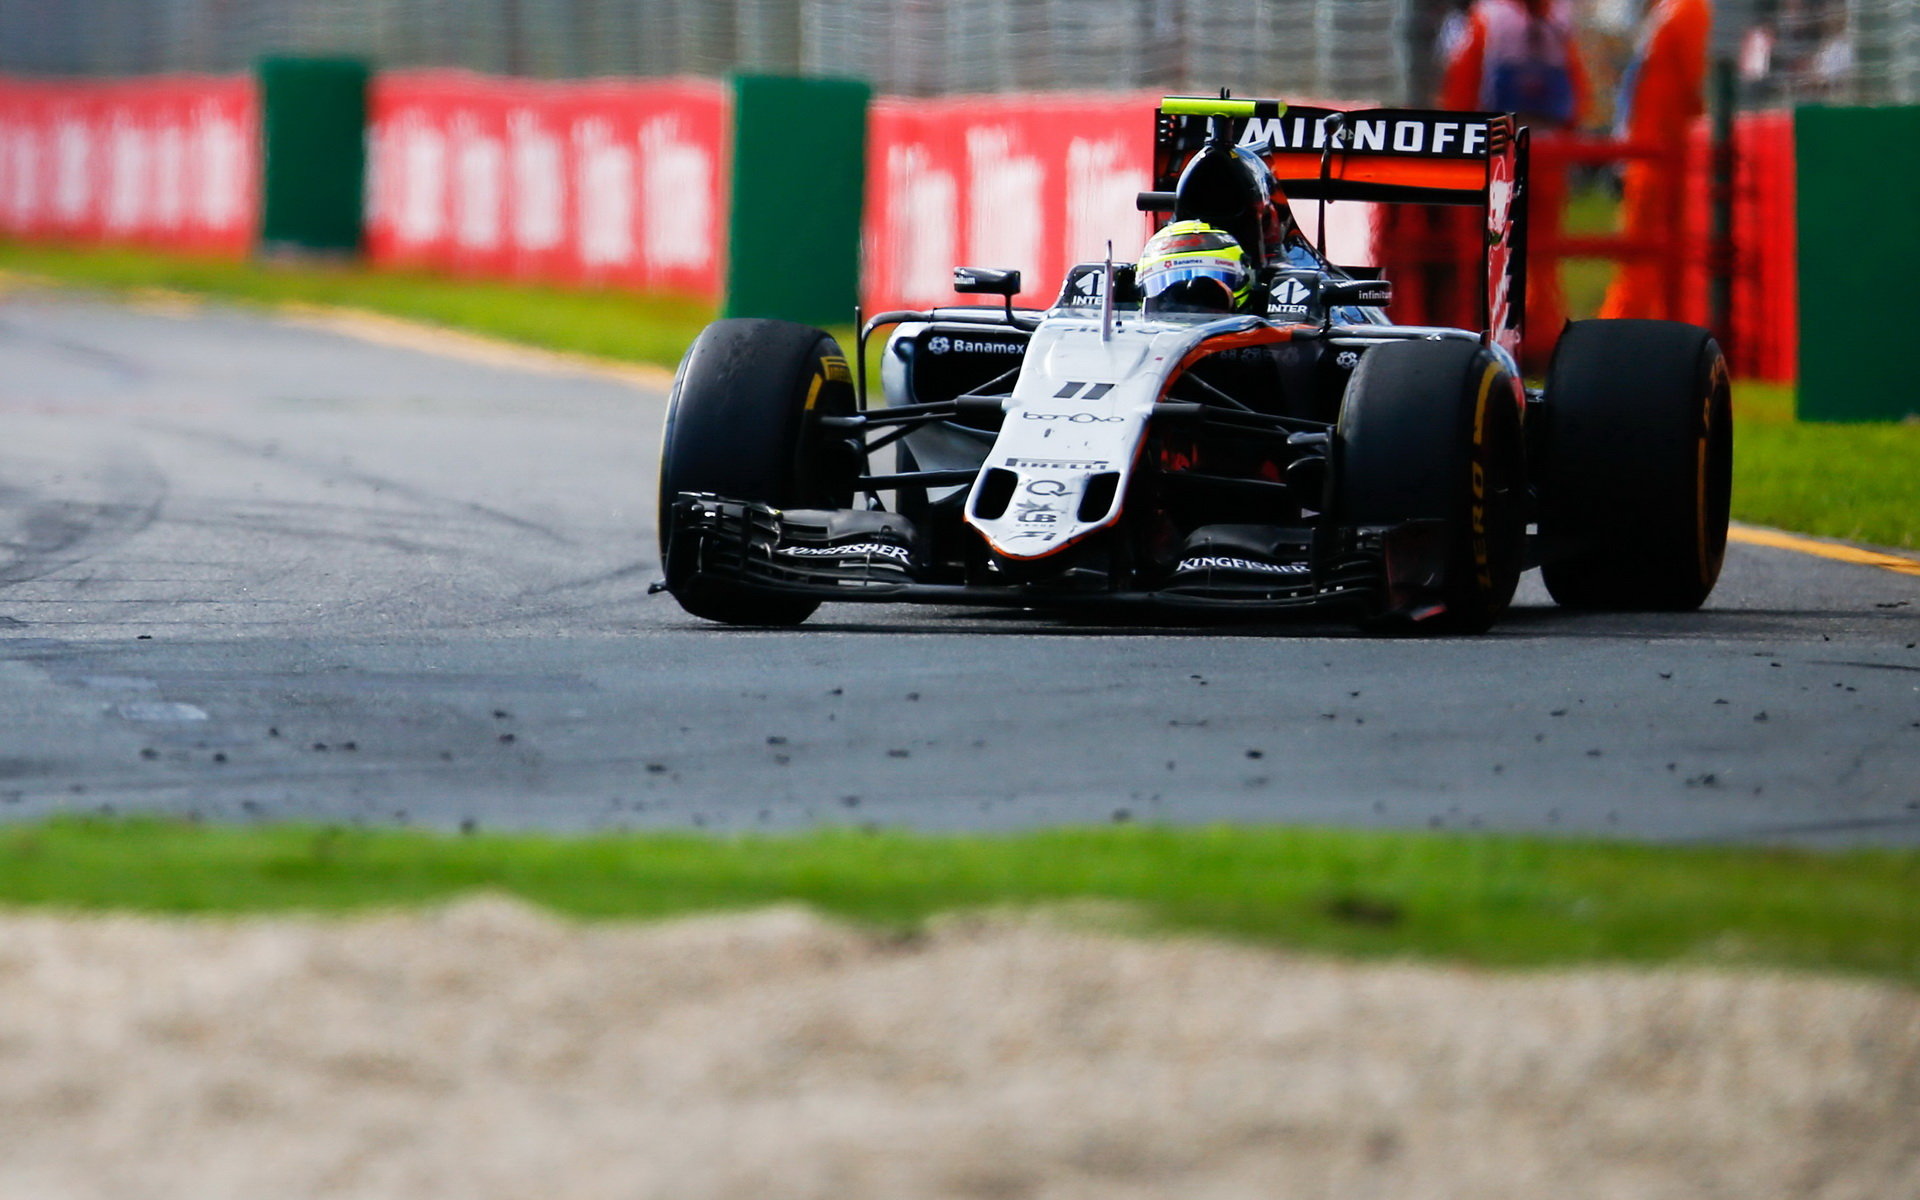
[658,318,858,625]
[1336,339,1526,634]
[1537,319,1731,611]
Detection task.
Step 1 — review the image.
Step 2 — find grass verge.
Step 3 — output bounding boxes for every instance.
[3,240,1915,550]
[1558,183,1618,320]
[1733,380,1920,551]
[0,241,718,369]
[4,818,1917,987]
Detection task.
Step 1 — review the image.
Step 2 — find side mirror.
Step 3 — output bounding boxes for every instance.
[953,267,1022,297]
[1321,277,1393,309]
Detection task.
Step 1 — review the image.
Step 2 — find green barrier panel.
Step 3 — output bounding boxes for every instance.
[257,56,370,256]
[724,75,871,326]
[1796,105,1920,421]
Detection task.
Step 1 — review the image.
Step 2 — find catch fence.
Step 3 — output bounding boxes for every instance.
[0,0,1406,101]
[2,1,1910,108]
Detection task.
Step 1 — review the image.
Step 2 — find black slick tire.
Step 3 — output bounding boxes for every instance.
[1538,319,1731,611]
[1336,338,1526,634]
[658,318,858,626]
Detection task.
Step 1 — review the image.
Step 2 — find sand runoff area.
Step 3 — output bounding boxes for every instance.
[1,896,1915,1199]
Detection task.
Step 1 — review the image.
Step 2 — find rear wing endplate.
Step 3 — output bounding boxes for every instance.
[1152,98,1529,355]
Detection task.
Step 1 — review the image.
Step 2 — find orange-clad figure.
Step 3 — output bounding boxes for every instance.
[1438,0,1591,363]
[1600,0,1712,318]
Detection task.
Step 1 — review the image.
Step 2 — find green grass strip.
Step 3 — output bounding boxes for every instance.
[0,241,718,370]
[4,819,1916,987]
[4,241,1915,550]
[1734,381,1920,551]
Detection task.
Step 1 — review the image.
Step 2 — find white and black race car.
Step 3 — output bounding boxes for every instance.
[654,96,1731,633]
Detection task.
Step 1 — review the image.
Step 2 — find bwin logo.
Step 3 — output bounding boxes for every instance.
[928,336,951,355]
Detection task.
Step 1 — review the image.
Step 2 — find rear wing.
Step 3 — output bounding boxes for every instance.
[1152,98,1529,356]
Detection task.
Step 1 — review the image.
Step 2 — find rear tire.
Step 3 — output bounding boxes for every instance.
[1336,339,1526,634]
[658,318,858,625]
[1538,319,1731,611]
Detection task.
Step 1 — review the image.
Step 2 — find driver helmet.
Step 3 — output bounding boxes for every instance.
[1136,220,1252,314]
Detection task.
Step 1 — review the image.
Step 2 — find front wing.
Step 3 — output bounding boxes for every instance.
[659,492,1460,619]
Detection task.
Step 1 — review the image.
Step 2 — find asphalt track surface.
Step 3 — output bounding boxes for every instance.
[0,290,1915,846]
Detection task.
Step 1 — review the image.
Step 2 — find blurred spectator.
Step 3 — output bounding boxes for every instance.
[1772,0,1826,74]
[1576,0,1643,132]
[1437,0,1592,364]
[1738,18,1776,90]
[1600,0,1710,319]
[1438,0,1593,129]
[1437,0,1476,68]
[1803,6,1855,98]
[1734,0,1855,105]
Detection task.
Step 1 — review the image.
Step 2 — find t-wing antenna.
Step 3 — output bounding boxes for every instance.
[1315,111,1348,265]
[1204,113,1229,152]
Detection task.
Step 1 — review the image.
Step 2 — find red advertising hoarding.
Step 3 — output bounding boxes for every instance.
[0,75,256,254]
[365,71,729,298]
[862,92,1161,313]
[861,91,1383,315]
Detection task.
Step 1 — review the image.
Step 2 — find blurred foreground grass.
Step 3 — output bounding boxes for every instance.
[3,239,1916,551]
[3,819,1916,986]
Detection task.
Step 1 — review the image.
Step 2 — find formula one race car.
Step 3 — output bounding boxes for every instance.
[654,96,1731,633]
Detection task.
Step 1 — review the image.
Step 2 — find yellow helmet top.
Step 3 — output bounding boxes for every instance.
[1136,220,1252,313]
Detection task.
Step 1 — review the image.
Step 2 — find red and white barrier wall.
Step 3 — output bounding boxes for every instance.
[364,81,1374,315]
[363,71,728,298]
[0,71,1797,381]
[0,75,255,254]
[860,91,1379,313]
[862,92,1159,312]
